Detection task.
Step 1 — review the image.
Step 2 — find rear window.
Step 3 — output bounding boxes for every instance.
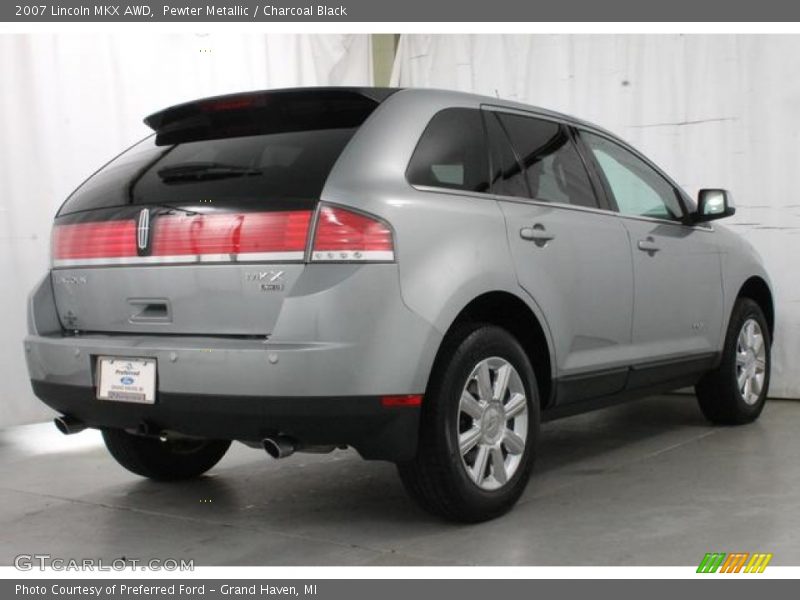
[58,91,381,216]
[406,108,490,193]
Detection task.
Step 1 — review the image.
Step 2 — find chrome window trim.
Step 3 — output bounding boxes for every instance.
[410,184,714,232]
[481,103,570,127]
[613,212,715,232]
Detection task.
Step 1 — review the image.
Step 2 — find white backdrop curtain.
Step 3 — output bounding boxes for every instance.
[0,34,373,427]
[392,34,800,399]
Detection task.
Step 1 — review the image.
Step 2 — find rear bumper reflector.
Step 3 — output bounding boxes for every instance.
[381,394,423,407]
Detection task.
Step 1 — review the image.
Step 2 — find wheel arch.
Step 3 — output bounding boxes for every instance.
[429,291,555,408]
[736,276,775,339]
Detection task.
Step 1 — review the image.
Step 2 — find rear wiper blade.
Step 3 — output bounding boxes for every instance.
[147,203,199,216]
[157,161,262,182]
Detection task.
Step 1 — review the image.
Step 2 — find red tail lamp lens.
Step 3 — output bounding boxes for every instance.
[52,220,137,261]
[51,205,394,267]
[151,210,311,257]
[51,210,312,267]
[311,205,394,262]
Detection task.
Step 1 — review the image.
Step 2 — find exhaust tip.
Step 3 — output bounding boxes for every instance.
[54,415,86,435]
[262,436,295,459]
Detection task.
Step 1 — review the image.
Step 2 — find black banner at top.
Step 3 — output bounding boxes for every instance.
[2,0,800,22]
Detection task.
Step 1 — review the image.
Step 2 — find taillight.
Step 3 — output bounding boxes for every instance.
[52,220,137,262]
[50,205,394,268]
[311,205,394,262]
[51,210,312,268]
[152,211,311,260]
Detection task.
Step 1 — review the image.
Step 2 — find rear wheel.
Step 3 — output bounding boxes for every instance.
[102,429,231,481]
[695,298,771,424]
[398,324,539,522]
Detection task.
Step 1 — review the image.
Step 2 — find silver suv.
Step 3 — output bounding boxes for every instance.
[24,87,774,522]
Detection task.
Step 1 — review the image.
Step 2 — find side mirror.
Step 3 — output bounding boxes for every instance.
[694,189,735,223]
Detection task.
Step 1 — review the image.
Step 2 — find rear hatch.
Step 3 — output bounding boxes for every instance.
[50,88,392,336]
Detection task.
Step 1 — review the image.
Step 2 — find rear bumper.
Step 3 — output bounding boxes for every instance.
[24,263,441,461]
[31,380,420,461]
[26,264,442,398]
[24,331,429,398]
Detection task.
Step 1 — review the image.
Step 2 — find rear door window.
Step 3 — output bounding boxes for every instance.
[406,108,490,193]
[485,111,529,199]
[495,113,599,208]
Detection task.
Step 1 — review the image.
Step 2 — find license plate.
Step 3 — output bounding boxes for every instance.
[96,356,157,404]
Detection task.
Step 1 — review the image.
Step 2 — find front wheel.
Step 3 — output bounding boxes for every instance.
[103,429,231,481]
[398,324,539,522]
[695,298,771,425]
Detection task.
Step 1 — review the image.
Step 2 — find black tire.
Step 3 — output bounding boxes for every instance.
[102,429,231,481]
[695,298,771,425]
[397,324,540,522]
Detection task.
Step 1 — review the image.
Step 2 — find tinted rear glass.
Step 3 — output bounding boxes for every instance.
[485,112,529,199]
[406,108,490,193]
[58,93,379,216]
[497,113,598,208]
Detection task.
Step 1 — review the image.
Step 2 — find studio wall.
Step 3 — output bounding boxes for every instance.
[0,33,373,426]
[393,34,800,399]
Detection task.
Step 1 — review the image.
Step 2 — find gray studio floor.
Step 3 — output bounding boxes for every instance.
[2,394,799,566]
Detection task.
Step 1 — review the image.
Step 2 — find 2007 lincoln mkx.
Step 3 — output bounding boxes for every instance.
[24,87,774,521]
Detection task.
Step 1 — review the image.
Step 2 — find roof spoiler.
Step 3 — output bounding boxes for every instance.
[143,87,400,145]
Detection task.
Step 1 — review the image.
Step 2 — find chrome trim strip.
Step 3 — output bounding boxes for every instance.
[615,213,715,232]
[480,103,569,126]
[52,251,306,269]
[410,185,714,231]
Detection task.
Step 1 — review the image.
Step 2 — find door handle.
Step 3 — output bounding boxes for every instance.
[637,236,660,255]
[520,223,555,247]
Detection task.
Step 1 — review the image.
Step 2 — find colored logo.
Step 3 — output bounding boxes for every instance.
[120,376,135,385]
[697,552,772,573]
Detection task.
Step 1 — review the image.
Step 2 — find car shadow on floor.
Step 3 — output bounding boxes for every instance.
[534,393,710,476]
[102,394,713,530]
[1,395,786,567]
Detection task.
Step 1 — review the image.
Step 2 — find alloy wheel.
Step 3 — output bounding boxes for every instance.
[736,318,767,405]
[457,357,528,490]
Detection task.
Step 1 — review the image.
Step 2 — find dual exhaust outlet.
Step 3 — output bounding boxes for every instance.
[54,415,299,460]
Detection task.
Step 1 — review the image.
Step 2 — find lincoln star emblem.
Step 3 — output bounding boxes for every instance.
[137,208,150,251]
